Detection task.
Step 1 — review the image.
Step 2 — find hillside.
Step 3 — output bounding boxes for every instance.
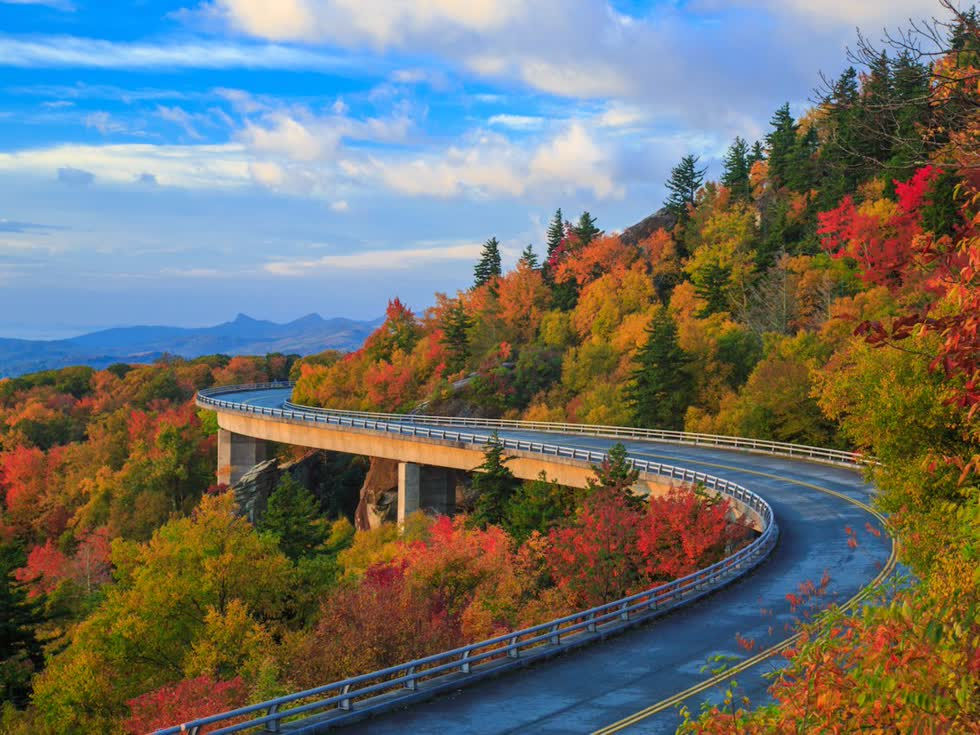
[0,313,382,378]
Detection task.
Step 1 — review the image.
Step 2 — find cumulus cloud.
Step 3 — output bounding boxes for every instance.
[349,122,622,200]
[329,200,349,212]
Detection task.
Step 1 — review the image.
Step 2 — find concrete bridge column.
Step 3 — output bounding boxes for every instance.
[397,462,421,523]
[398,463,456,522]
[217,428,268,486]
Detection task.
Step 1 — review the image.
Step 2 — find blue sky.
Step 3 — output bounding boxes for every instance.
[0,0,943,338]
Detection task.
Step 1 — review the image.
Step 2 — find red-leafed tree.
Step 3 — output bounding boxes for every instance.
[637,488,750,582]
[123,675,248,735]
[546,486,643,608]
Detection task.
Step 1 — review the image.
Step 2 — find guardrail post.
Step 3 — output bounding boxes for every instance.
[265,703,281,733]
[460,650,472,674]
[586,612,597,633]
[508,636,520,658]
[549,623,560,645]
[619,602,629,621]
[405,666,417,691]
[339,684,353,711]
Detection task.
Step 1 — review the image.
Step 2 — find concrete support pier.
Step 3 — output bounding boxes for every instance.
[398,462,456,522]
[217,429,268,486]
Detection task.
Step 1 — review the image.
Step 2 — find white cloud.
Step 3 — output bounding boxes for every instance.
[329,200,349,212]
[0,143,251,189]
[597,104,647,128]
[488,114,545,130]
[205,0,527,46]
[83,111,126,135]
[0,35,354,70]
[156,105,203,139]
[264,242,484,274]
[352,122,622,200]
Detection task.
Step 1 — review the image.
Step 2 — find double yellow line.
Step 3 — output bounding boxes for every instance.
[591,456,898,734]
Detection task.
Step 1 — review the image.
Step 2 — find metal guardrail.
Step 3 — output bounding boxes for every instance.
[168,383,781,734]
[199,381,870,468]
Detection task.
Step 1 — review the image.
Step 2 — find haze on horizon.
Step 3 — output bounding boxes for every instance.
[0,0,943,338]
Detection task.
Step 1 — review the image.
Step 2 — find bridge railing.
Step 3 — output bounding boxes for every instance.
[167,384,779,734]
[198,382,870,468]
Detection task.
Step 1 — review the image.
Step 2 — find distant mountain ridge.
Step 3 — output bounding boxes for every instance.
[0,312,383,378]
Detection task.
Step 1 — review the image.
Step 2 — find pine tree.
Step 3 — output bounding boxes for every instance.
[545,208,565,261]
[440,298,472,375]
[0,543,44,705]
[721,137,751,199]
[691,261,733,316]
[469,433,520,529]
[787,124,819,193]
[664,154,707,221]
[571,211,601,246]
[473,237,502,288]
[747,141,766,167]
[626,309,694,430]
[258,474,327,560]
[765,103,799,188]
[518,244,539,269]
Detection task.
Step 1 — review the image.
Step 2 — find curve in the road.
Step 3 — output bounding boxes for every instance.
[187,385,894,735]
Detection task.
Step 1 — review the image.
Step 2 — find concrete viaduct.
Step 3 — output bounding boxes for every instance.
[188,383,894,734]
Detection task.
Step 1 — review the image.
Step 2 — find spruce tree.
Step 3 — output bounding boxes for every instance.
[747,141,766,167]
[765,103,799,188]
[721,136,751,200]
[545,208,565,261]
[518,244,539,269]
[469,433,520,529]
[0,544,44,705]
[473,237,502,288]
[440,298,472,374]
[571,211,601,246]
[626,309,694,430]
[664,154,707,221]
[258,474,327,561]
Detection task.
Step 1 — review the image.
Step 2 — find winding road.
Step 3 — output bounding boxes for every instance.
[197,386,894,734]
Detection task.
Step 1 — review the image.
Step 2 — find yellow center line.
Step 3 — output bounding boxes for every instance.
[591,455,897,735]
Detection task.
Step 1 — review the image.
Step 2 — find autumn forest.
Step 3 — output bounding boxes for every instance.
[1,3,979,733]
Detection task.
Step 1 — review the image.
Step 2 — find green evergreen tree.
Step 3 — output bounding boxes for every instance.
[721,136,751,199]
[747,140,766,167]
[473,237,502,288]
[585,443,643,508]
[518,244,539,269]
[571,211,601,246]
[0,543,44,706]
[545,208,565,261]
[469,433,520,529]
[504,471,577,542]
[664,154,707,221]
[787,124,819,193]
[258,474,328,561]
[691,261,733,316]
[626,309,694,430]
[765,103,799,188]
[440,298,472,375]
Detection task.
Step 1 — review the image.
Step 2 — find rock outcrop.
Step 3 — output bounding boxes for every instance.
[354,457,399,530]
[618,207,677,246]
